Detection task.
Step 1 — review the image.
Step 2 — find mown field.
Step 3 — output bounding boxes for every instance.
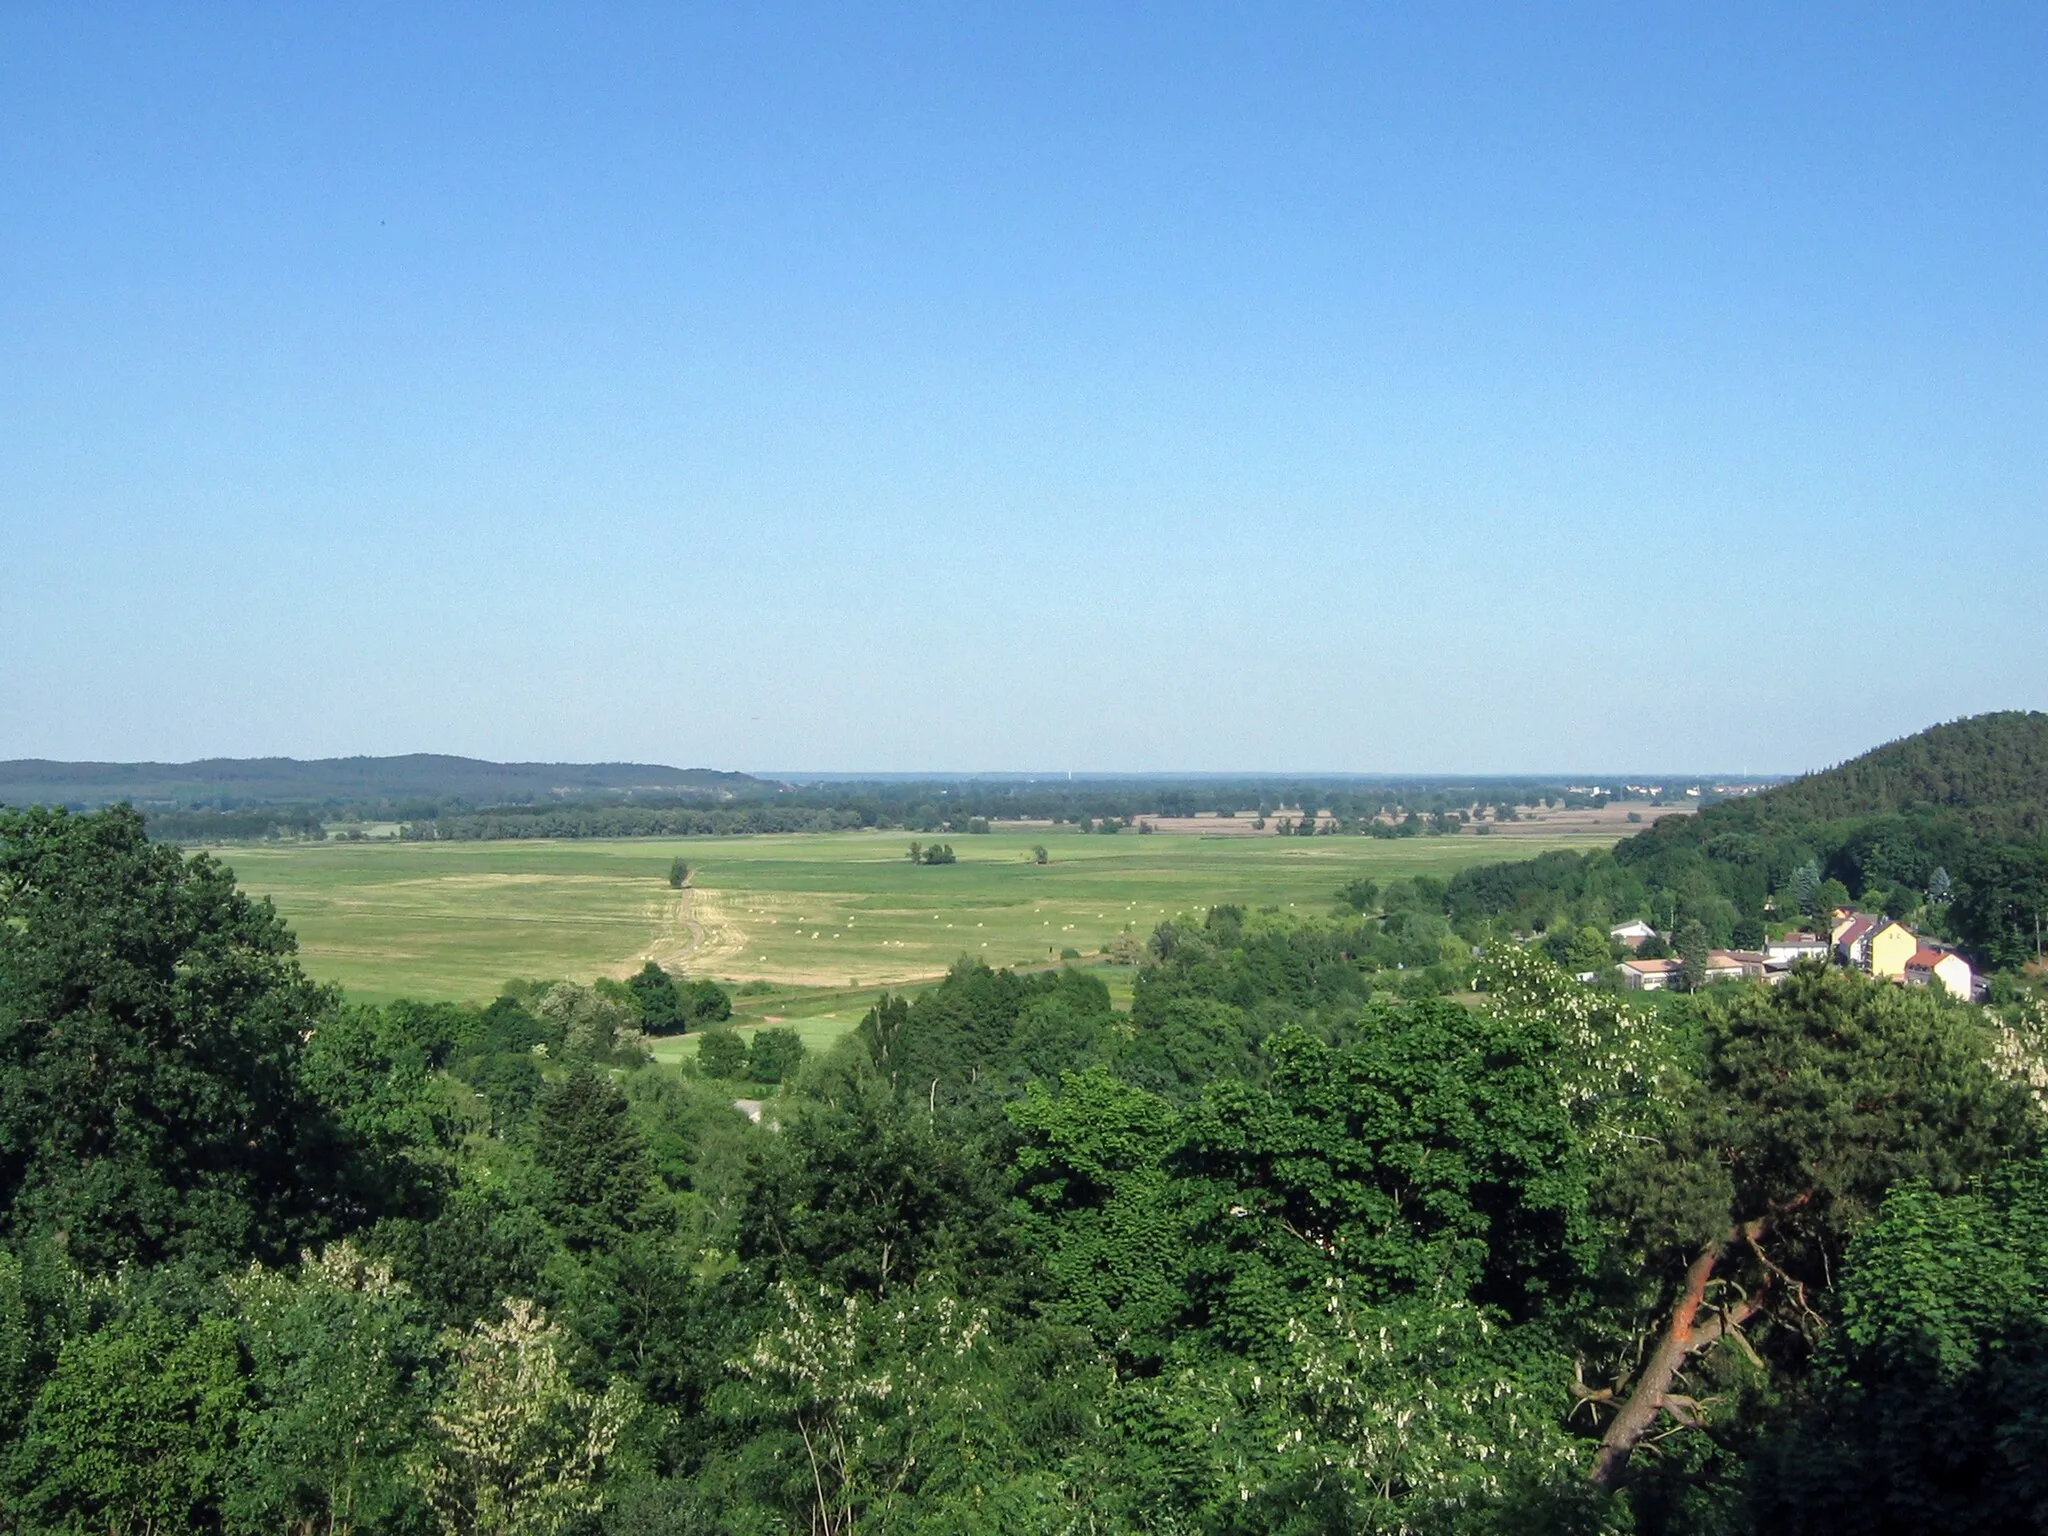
[217,826,1617,1008]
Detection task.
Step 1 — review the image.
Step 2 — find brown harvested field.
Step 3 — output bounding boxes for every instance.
[1083,802,1697,838]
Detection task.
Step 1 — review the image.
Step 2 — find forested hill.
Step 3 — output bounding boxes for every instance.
[0,754,767,810]
[1705,710,2048,837]
[1445,711,2048,973]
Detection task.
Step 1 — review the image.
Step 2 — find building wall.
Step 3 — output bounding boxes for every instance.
[1932,953,1973,996]
[1868,923,1919,980]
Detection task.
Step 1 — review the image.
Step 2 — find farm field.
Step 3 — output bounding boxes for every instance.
[215,826,1621,1008]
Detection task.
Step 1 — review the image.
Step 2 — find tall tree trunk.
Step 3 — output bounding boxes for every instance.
[1589,1236,1723,1487]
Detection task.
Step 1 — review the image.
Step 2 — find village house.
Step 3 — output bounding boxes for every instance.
[1766,931,1828,963]
[1904,947,1974,998]
[1609,919,1658,952]
[1617,957,1683,990]
[1865,918,1921,981]
[1832,912,1880,968]
[1707,948,1766,982]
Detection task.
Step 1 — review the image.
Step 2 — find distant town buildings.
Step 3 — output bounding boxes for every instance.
[1616,948,1766,991]
[1766,931,1828,963]
[1617,957,1682,990]
[1609,908,1976,999]
[1905,947,1974,996]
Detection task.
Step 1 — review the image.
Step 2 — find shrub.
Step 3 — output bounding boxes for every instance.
[747,1028,807,1084]
[696,1030,747,1079]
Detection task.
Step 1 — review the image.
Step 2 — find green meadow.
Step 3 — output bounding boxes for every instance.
[217,826,1617,1010]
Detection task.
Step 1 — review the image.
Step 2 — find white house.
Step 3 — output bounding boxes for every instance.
[1766,931,1828,964]
[1833,913,1880,968]
[1904,947,1974,998]
[1706,949,1766,982]
[1618,957,1683,990]
[1610,919,1658,952]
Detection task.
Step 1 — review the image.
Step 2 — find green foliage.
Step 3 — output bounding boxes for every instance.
[532,981,642,1064]
[857,962,1114,1111]
[1542,924,1613,973]
[736,1080,1014,1298]
[695,1029,746,1080]
[1337,875,1380,912]
[684,977,731,1023]
[1179,1003,1595,1347]
[720,1281,1006,1535]
[667,858,688,889]
[1444,713,2048,981]
[534,1071,657,1252]
[745,1027,805,1084]
[1676,918,1710,991]
[1791,858,1822,916]
[224,1242,437,1535]
[626,961,683,1034]
[1101,1295,1603,1535]
[1953,841,2048,970]
[0,806,364,1270]
[11,1306,246,1535]
[419,1299,638,1536]
[1009,1069,1187,1360]
[0,1249,28,1429]
[11,801,2048,1536]
[1699,968,2033,1252]
[1755,1162,2048,1532]
[1740,710,2048,835]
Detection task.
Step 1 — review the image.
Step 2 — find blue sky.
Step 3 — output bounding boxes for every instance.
[3,4,2044,773]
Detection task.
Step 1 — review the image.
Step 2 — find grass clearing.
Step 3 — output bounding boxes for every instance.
[217,827,1620,1018]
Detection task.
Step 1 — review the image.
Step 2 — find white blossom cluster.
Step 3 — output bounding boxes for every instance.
[1474,944,1680,1153]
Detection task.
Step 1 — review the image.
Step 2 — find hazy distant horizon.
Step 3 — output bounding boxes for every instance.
[1,750,1795,784]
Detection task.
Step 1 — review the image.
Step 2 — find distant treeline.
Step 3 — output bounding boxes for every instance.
[784,776,1661,826]
[399,774,1679,847]
[0,752,762,810]
[138,806,329,842]
[65,774,1740,845]
[406,805,870,840]
[397,777,1641,842]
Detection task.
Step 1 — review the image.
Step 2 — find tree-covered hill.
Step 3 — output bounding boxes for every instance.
[1710,710,2048,838]
[1445,712,2048,974]
[0,754,767,811]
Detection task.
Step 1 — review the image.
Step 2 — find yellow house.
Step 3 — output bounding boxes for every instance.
[1866,919,1920,981]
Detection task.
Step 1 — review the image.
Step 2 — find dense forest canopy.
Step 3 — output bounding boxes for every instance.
[1717,711,2048,836]
[0,755,763,812]
[4,802,2048,1534]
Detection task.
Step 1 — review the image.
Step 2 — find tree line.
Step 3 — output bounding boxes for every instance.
[86,773,1714,845]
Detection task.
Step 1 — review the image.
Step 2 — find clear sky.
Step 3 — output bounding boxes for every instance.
[3,4,2044,774]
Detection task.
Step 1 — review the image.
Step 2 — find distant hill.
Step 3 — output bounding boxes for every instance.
[0,755,768,810]
[1443,711,2048,972]
[1708,711,2048,838]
